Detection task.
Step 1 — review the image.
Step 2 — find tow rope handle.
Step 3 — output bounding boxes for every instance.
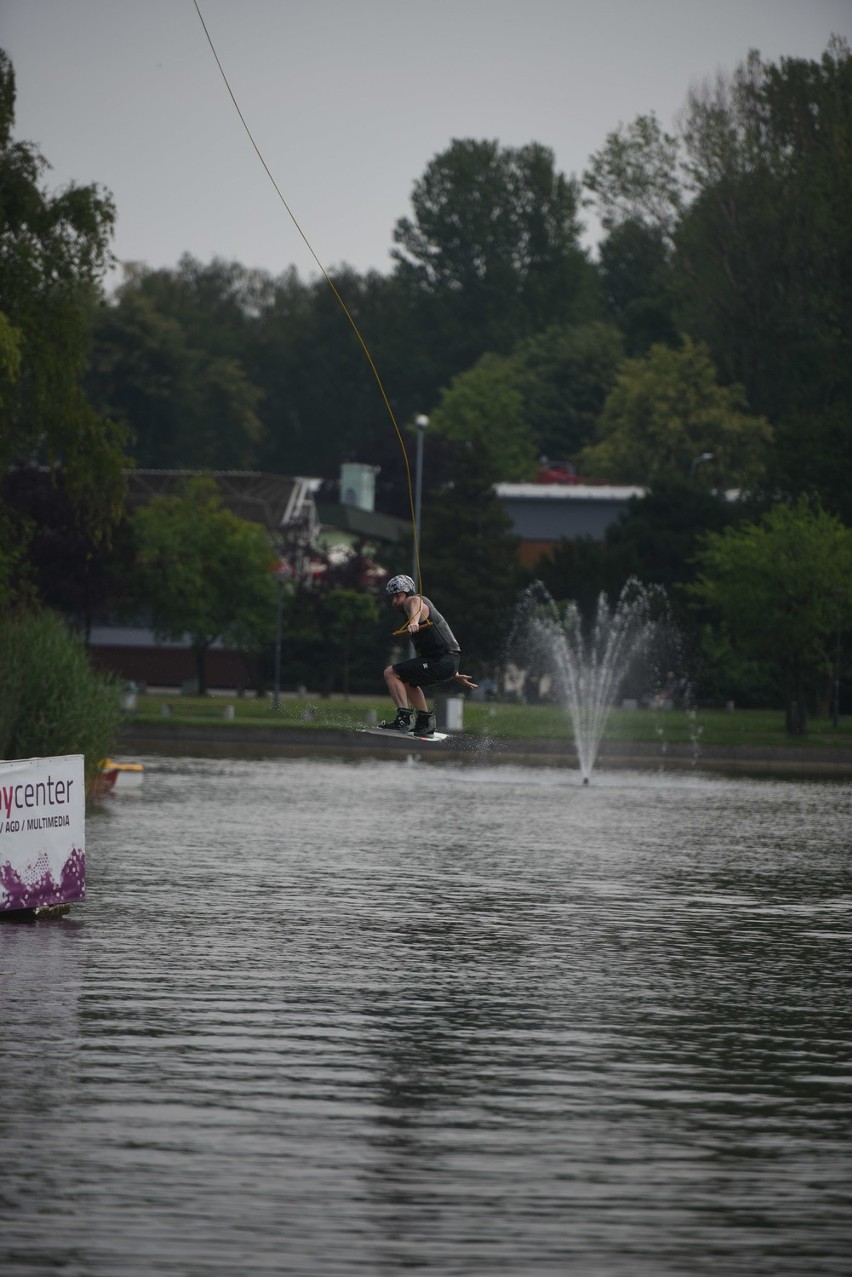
[391,619,433,637]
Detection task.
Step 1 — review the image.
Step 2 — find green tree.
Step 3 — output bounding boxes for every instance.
[582,116,685,362]
[0,50,127,560]
[604,481,737,619]
[123,254,269,359]
[89,275,264,469]
[134,476,277,694]
[271,542,388,696]
[690,499,852,734]
[533,535,630,622]
[512,321,625,462]
[583,112,684,243]
[596,220,679,355]
[677,42,852,424]
[392,139,598,386]
[580,337,772,486]
[538,481,738,637]
[582,41,852,521]
[0,309,22,399]
[89,254,439,485]
[87,290,192,467]
[426,322,624,481]
[321,588,380,698]
[420,436,523,671]
[428,354,538,480]
[252,265,402,476]
[1,468,137,637]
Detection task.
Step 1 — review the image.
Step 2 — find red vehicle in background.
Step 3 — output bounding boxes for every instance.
[535,459,580,484]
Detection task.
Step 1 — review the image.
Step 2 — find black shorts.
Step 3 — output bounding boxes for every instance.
[393,652,460,688]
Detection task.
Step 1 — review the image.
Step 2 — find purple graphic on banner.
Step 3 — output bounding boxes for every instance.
[0,846,86,911]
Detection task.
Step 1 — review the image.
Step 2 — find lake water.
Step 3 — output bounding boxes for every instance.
[2,753,851,1276]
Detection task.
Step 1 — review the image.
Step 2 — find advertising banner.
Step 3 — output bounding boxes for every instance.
[0,754,85,913]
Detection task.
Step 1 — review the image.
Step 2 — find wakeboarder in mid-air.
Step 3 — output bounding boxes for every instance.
[376,575,478,738]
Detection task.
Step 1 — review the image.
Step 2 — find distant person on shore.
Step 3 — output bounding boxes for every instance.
[655,670,682,707]
[379,574,477,736]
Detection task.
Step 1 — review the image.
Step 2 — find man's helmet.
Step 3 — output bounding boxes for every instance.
[386,574,416,596]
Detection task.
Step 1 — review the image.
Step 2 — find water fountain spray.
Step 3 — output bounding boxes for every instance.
[511,579,669,783]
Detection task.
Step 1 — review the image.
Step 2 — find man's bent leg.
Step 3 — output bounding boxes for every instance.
[384,666,428,712]
[380,664,413,731]
[408,684,428,712]
[384,664,410,708]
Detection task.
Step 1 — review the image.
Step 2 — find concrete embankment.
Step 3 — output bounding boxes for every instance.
[119,722,852,776]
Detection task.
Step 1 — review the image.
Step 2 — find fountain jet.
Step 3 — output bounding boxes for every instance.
[512,579,668,783]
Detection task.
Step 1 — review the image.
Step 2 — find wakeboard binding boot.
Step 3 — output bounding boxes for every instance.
[413,710,436,738]
[379,707,413,732]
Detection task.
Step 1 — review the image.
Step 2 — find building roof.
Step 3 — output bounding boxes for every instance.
[123,470,317,531]
[495,483,646,501]
[314,501,408,544]
[495,482,645,545]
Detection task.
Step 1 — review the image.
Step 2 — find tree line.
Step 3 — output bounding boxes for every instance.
[1,39,851,731]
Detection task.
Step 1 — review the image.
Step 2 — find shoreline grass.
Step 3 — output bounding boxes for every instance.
[124,692,852,752]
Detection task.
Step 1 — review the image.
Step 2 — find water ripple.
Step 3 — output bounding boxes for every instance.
[2,758,851,1275]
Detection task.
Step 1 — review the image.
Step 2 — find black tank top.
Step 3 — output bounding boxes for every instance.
[413,596,460,658]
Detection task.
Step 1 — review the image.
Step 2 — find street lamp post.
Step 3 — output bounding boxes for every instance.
[271,559,291,713]
[412,414,429,587]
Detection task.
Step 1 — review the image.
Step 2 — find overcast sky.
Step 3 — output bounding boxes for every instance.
[4,0,850,291]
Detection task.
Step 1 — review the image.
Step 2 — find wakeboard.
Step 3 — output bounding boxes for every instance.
[357,727,448,743]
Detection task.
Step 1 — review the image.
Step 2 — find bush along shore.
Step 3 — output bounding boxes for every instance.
[1,612,121,795]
